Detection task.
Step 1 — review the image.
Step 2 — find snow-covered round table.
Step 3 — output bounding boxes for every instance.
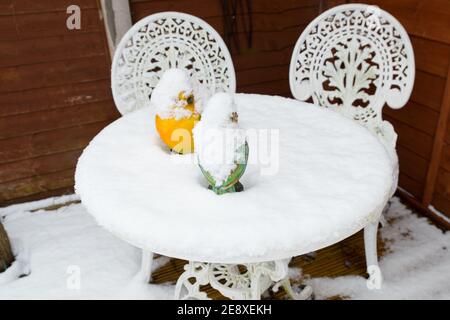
[75,94,393,300]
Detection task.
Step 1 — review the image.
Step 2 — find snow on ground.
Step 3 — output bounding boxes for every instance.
[0,196,449,299]
[308,197,450,300]
[0,201,173,299]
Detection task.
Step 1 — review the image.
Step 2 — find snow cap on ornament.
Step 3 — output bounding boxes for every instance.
[151,68,206,120]
[199,92,239,128]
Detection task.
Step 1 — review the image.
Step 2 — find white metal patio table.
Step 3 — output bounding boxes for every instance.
[75,93,393,300]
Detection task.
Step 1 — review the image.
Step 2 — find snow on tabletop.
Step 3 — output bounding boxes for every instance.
[75,94,394,263]
[150,68,208,120]
[193,92,247,187]
[1,196,449,299]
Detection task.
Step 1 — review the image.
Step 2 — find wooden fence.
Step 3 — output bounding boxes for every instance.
[0,0,119,205]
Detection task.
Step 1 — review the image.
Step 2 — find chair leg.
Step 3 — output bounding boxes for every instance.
[364,219,383,289]
[140,250,154,283]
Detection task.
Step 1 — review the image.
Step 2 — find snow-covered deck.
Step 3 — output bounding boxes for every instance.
[0,195,449,299]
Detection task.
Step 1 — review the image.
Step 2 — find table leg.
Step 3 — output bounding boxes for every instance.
[174,259,313,300]
[364,219,383,289]
[140,250,154,283]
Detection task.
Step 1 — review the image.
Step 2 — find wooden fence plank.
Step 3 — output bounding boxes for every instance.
[424,64,450,205]
[433,167,450,200]
[0,8,102,41]
[0,32,107,68]
[411,70,446,112]
[0,149,82,184]
[0,100,118,139]
[238,64,289,87]
[0,168,75,203]
[384,101,439,136]
[384,115,434,160]
[0,0,14,16]
[232,26,305,54]
[438,142,450,172]
[397,144,430,183]
[11,0,97,14]
[0,80,112,117]
[411,36,450,78]
[0,56,109,94]
[399,172,424,199]
[0,15,17,41]
[233,46,294,72]
[0,120,111,164]
[201,6,318,35]
[130,0,318,20]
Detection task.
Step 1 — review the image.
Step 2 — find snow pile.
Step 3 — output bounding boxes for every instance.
[150,68,207,120]
[0,202,173,299]
[199,92,237,127]
[308,197,450,300]
[0,194,79,218]
[193,92,247,187]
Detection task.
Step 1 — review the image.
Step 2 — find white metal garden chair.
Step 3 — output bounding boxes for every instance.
[111,11,236,116]
[289,4,415,285]
[111,11,236,281]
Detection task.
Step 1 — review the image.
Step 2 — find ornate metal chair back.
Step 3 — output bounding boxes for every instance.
[289,4,415,151]
[112,12,236,115]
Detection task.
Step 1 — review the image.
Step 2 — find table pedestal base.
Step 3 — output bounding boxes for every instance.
[174,259,313,300]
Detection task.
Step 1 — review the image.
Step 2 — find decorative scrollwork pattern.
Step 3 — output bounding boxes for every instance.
[289,4,415,147]
[112,12,236,115]
[174,259,312,300]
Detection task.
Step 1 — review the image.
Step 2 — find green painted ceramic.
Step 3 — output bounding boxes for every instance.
[199,141,249,195]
